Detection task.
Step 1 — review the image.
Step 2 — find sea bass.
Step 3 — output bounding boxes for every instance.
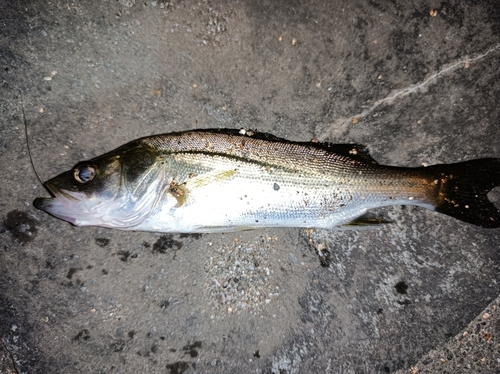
[34,129,500,232]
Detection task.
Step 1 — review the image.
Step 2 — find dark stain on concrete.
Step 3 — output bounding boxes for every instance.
[153,234,183,257]
[111,339,125,353]
[115,250,131,262]
[182,341,202,358]
[72,329,90,342]
[3,210,38,244]
[95,237,110,247]
[179,233,202,240]
[66,267,82,280]
[395,281,408,295]
[317,249,331,268]
[166,361,190,374]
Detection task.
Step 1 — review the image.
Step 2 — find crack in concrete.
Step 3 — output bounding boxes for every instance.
[317,44,500,141]
[0,339,21,374]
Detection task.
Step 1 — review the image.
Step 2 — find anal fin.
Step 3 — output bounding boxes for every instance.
[337,213,392,230]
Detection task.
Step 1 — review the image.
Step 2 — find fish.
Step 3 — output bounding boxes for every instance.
[34,128,500,233]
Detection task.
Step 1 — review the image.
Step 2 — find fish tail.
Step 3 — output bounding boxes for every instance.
[428,158,500,228]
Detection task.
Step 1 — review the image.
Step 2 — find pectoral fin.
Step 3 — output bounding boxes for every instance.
[185,169,237,189]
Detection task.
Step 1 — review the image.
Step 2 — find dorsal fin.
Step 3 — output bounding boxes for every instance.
[187,128,378,164]
[317,143,378,164]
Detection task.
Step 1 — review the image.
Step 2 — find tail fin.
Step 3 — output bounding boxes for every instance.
[428,158,500,228]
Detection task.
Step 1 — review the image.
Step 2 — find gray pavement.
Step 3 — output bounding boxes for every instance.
[1,0,499,373]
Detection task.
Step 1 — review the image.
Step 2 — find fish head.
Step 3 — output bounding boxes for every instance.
[34,141,164,228]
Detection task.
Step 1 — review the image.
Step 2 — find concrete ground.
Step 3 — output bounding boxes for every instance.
[1,0,499,373]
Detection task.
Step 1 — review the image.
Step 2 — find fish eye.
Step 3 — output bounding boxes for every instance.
[74,165,96,184]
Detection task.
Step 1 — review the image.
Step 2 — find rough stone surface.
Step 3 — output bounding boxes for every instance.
[1,0,499,373]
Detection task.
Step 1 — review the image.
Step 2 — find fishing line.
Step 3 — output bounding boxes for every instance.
[21,92,45,187]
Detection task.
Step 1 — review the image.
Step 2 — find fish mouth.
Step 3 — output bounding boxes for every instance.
[34,197,78,225]
[33,183,79,225]
[33,196,51,210]
[34,182,57,210]
[34,181,60,208]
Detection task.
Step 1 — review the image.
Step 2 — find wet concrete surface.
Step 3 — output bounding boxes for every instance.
[1,0,500,373]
